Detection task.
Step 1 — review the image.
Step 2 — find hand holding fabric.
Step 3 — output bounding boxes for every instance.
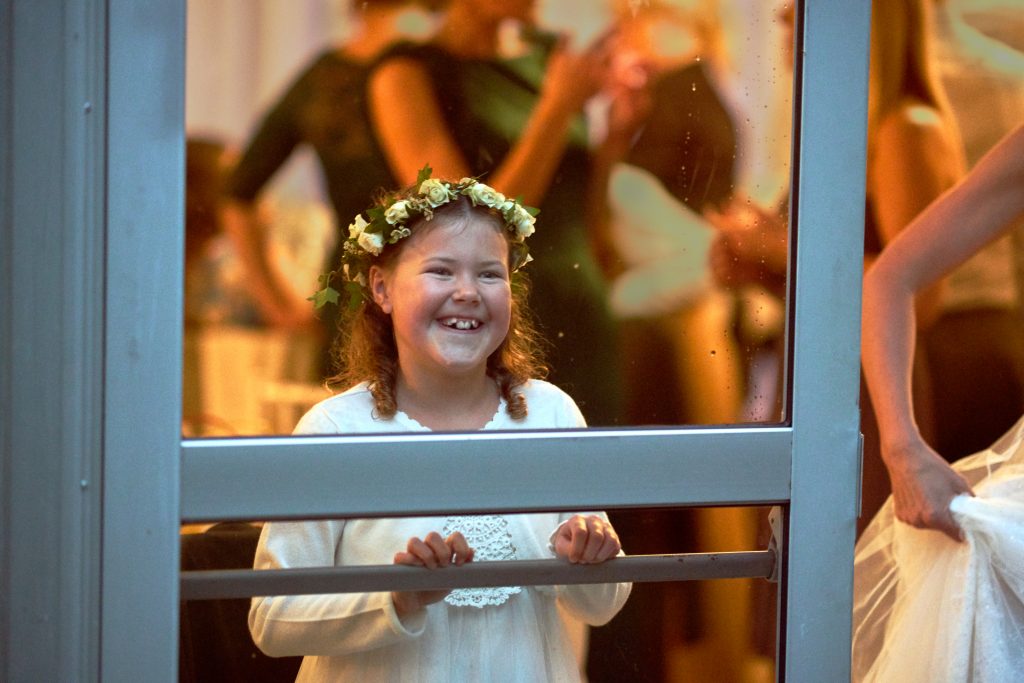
[884,439,974,541]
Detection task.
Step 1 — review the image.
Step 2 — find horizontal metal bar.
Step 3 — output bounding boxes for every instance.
[181,551,775,601]
[181,427,792,522]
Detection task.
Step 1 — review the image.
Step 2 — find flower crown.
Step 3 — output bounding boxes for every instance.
[310,165,539,309]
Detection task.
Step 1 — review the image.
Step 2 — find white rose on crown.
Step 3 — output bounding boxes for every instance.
[513,206,536,238]
[466,182,505,209]
[384,200,410,225]
[348,214,369,240]
[419,178,453,207]
[357,228,384,256]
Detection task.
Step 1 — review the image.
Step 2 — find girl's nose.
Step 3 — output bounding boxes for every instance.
[452,274,481,302]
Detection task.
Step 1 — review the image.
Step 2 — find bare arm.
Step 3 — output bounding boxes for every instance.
[220,199,315,328]
[368,41,608,206]
[862,123,1024,539]
[585,74,654,279]
[867,104,965,326]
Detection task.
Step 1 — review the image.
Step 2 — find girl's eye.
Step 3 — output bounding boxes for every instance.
[427,267,452,276]
[480,271,507,281]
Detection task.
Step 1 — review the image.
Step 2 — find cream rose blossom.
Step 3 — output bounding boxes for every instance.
[513,207,536,238]
[357,228,384,256]
[419,178,452,207]
[467,182,504,208]
[384,200,410,225]
[348,214,369,239]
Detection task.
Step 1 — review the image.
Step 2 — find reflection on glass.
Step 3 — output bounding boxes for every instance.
[180,506,777,681]
[183,0,795,436]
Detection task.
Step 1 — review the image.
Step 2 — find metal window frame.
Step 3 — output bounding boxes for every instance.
[3,0,868,680]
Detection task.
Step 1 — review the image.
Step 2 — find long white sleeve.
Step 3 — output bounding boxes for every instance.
[248,520,428,657]
[548,512,632,626]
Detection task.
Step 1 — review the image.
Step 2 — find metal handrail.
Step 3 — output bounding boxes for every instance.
[181,550,775,601]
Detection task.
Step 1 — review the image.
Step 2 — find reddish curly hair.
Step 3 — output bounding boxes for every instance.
[327,193,548,421]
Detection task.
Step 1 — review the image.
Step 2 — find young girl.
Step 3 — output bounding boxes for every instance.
[248,172,631,681]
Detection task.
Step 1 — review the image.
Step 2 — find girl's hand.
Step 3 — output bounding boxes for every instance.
[391,532,474,617]
[553,515,621,564]
[883,440,973,542]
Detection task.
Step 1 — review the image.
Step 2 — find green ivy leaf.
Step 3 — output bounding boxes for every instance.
[415,164,433,186]
[511,196,540,217]
[316,270,337,288]
[344,281,365,312]
[308,286,340,309]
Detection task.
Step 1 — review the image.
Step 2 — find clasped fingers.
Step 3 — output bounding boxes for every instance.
[393,531,475,569]
[555,514,621,564]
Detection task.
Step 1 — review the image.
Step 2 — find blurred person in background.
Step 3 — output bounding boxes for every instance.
[221,0,442,377]
[368,0,626,426]
[185,137,232,327]
[590,0,740,428]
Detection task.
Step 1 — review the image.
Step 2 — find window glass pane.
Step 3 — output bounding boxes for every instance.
[183,0,794,436]
[180,505,777,680]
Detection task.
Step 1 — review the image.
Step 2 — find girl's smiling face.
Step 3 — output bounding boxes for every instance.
[370,215,512,385]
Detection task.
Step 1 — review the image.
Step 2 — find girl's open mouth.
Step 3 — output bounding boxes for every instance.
[440,317,481,330]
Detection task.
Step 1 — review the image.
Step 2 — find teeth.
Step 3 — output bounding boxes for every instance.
[442,318,480,330]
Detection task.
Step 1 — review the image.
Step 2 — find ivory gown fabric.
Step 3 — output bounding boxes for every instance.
[853,415,1024,682]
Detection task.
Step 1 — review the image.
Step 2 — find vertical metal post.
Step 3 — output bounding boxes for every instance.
[2,1,106,680]
[101,0,185,679]
[783,0,870,679]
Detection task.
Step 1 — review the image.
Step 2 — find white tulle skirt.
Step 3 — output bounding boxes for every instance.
[852,415,1024,682]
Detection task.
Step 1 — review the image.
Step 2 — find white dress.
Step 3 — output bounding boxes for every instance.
[249,380,632,682]
[852,415,1024,682]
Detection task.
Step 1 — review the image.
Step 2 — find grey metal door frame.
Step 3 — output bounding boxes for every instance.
[2,1,868,680]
